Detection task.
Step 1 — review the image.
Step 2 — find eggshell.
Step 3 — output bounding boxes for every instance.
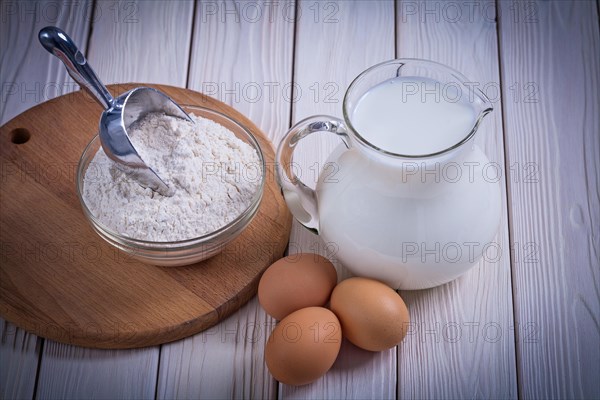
[258,253,337,320]
[265,307,342,386]
[330,277,410,351]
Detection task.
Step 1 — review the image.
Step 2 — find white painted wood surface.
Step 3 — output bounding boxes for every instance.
[158,2,294,397]
[86,0,194,86]
[157,298,276,399]
[395,1,517,398]
[282,1,397,398]
[0,320,40,400]
[1,1,599,399]
[186,0,294,142]
[0,2,92,397]
[0,0,92,125]
[36,342,159,400]
[31,2,192,399]
[498,1,600,398]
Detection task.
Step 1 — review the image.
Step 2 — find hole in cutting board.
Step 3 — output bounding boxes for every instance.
[10,128,31,144]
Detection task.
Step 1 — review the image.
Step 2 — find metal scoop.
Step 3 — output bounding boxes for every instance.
[39,26,192,197]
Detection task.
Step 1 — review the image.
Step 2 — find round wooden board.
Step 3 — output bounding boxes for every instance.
[0,84,291,349]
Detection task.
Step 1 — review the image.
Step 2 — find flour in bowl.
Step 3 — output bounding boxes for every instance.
[82,113,262,241]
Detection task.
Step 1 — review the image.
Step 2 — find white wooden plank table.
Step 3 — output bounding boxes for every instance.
[1,1,598,399]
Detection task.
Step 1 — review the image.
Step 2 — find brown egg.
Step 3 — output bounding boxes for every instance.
[330,277,410,351]
[265,307,342,386]
[258,253,337,320]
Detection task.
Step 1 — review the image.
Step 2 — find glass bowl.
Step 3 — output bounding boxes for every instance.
[76,105,265,267]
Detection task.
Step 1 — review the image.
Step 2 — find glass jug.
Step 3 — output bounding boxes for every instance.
[276,59,501,290]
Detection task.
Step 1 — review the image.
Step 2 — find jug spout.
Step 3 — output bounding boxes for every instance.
[473,87,494,121]
[469,87,494,139]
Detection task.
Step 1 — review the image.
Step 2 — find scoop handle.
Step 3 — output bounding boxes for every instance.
[39,26,114,110]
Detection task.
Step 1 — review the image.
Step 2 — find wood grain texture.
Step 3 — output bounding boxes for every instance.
[157,297,276,399]
[157,1,295,397]
[395,1,517,398]
[0,319,41,399]
[498,1,600,398]
[0,84,291,348]
[0,2,92,397]
[0,0,92,124]
[28,4,195,398]
[187,0,294,141]
[86,0,194,86]
[36,341,159,399]
[282,1,396,398]
[2,0,597,398]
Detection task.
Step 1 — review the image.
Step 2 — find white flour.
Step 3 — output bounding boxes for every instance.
[82,113,262,242]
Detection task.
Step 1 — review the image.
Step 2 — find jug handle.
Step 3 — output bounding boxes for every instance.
[276,115,349,234]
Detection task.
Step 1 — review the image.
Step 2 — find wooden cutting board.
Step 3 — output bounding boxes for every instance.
[0,84,291,349]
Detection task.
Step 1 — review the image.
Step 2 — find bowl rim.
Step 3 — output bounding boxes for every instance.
[76,104,266,248]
